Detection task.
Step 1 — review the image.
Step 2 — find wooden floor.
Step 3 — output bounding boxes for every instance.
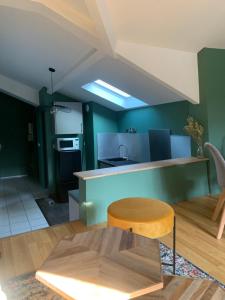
[0,196,225,285]
[161,196,225,284]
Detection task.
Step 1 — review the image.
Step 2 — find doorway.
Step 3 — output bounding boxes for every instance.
[0,92,49,238]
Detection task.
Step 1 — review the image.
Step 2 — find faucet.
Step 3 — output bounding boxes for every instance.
[118,144,128,160]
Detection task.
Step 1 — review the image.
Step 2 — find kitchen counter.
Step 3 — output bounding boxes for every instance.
[74,157,209,180]
[74,157,209,226]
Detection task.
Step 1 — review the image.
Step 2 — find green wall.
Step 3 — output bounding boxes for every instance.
[84,101,190,169]
[37,88,84,192]
[93,103,118,169]
[0,92,36,178]
[83,103,94,171]
[79,160,209,225]
[84,102,118,170]
[197,48,225,150]
[190,48,225,193]
[83,103,94,170]
[118,101,189,134]
[37,88,55,191]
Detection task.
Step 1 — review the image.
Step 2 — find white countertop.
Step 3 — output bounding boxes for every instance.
[74,157,208,181]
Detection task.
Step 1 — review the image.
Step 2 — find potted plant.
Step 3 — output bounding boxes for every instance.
[184,116,204,158]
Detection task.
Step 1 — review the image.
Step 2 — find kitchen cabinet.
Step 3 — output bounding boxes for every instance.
[54,102,83,134]
[55,149,82,202]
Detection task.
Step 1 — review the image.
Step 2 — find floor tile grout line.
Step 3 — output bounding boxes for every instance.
[0,177,49,238]
[18,179,49,230]
[2,181,12,236]
[0,179,11,238]
[6,180,22,235]
[17,184,32,232]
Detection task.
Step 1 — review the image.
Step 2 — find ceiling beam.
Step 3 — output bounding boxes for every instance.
[0,0,34,11]
[32,0,100,48]
[116,41,199,104]
[85,0,116,56]
[0,73,39,106]
[52,49,103,92]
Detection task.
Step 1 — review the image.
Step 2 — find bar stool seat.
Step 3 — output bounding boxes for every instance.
[108,197,174,238]
[108,197,176,274]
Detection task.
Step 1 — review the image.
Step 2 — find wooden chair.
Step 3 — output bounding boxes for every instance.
[204,142,225,239]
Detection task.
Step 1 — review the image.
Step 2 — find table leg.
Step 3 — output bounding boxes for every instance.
[162,216,176,275]
[173,216,176,275]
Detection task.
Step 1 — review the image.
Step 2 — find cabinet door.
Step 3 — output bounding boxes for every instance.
[54,102,83,134]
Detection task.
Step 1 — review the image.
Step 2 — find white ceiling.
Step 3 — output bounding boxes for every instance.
[0,6,92,89]
[1,0,224,109]
[63,0,90,18]
[59,56,183,111]
[108,0,225,52]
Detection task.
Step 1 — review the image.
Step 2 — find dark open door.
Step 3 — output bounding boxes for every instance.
[36,108,47,187]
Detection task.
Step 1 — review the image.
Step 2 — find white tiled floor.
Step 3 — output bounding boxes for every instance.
[0,177,49,238]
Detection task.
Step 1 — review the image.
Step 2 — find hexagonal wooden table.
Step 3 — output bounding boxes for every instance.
[36,227,163,300]
[134,275,225,299]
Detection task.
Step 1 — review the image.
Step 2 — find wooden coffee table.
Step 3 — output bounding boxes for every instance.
[134,275,225,299]
[36,227,163,300]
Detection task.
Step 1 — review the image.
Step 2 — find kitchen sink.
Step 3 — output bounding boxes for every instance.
[107,157,128,162]
[98,157,139,168]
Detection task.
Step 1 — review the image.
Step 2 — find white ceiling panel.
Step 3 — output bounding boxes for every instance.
[107,0,225,52]
[0,3,199,110]
[63,0,90,18]
[0,6,93,89]
[59,56,184,111]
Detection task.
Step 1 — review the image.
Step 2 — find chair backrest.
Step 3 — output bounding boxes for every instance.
[204,142,225,187]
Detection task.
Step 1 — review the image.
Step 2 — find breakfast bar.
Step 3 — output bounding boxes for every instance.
[74,157,209,226]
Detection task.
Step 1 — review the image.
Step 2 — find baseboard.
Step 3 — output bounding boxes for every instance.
[0,174,28,180]
[207,194,219,200]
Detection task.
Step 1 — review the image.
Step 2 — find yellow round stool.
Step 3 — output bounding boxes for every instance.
[107,197,176,274]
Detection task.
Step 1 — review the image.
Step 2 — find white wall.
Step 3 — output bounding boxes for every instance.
[116,41,199,104]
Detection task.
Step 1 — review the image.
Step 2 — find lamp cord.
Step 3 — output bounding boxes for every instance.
[49,67,55,95]
[50,71,53,95]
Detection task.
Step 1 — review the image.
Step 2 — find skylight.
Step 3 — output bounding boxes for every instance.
[95,79,131,98]
[82,79,148,109]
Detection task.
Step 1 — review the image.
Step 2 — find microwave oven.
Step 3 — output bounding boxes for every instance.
[56,137,79,151]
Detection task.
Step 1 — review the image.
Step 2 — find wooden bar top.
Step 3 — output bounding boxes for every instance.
[74,157,208,181]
